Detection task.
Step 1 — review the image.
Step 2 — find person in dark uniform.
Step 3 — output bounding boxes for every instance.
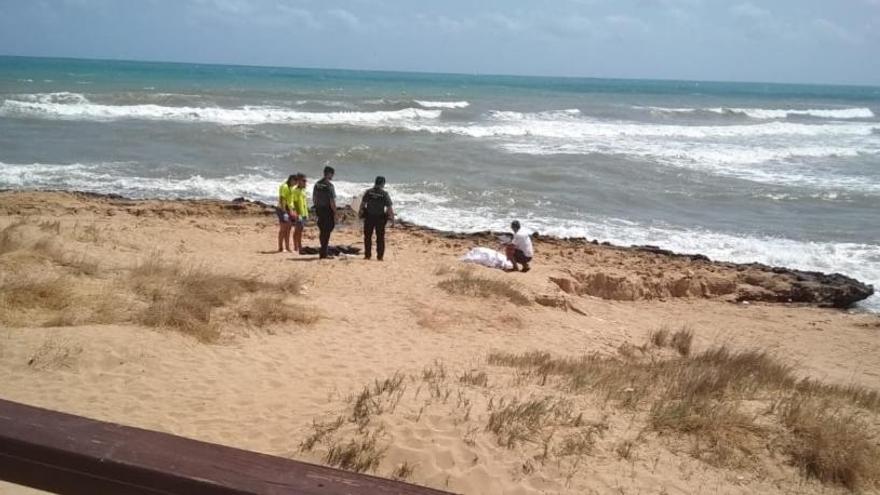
[312,166,337,259]
[359,176,394,261]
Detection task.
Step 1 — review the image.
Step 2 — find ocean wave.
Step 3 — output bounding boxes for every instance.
[404,119,877,140]
[501,142,880,193]
[646,105,875,120]
[488,109,582,121]
[0,161,448,210]
[414,100,470,109]
[0,93,442,125]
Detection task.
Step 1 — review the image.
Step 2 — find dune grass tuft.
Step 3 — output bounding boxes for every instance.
[237,295,318,327]
[437,267,531,305]
[781,396,880,490]
[324,430,388,474]
[27,337,83,370]
[486,396,576,448]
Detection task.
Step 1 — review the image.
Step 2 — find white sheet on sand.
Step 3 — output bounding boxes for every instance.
[460,247,513,270]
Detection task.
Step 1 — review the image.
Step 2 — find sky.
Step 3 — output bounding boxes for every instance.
[1,0,879,85]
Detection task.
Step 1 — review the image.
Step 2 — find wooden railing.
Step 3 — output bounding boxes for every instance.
[0,398,454,495]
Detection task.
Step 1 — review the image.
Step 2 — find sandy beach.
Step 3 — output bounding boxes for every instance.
[1,190,879,495]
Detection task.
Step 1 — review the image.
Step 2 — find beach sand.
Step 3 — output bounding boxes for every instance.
[1,191,878,494]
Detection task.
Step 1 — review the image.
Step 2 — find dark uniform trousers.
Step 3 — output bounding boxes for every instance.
[316,206,335,258]
[363,214,388,260]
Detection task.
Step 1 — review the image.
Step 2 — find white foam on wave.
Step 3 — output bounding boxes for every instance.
[488,109,582,121]
[414,100,470,109]
[0,93,442,126]
[405,117,877,140]
[646,105,876,120]
[713,107,876,120]
[501,142,880,193]
[0,161,450,211]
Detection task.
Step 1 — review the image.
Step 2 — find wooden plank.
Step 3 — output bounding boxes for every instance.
[0,399,454,495]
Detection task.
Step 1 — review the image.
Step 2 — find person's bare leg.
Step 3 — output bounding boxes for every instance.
[277,223,286,252]
[293,223,303,253]
[283,223,293,252]
[505,244,518,271]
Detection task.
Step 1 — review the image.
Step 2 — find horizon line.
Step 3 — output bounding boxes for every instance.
[2,53,880,90]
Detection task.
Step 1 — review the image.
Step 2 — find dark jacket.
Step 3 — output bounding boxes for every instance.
[313,178,336,208]
[360,187,392,217]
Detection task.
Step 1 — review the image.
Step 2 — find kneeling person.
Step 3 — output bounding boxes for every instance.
[506,220,533,272]
[360,176,394,261]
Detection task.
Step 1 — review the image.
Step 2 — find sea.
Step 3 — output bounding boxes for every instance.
[1,56,878,311]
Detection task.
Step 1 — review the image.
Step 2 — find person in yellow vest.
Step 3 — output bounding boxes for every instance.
[276,174,296,253]
[290,173,309,254]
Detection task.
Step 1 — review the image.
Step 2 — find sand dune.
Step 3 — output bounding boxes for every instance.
[1,191,879,494]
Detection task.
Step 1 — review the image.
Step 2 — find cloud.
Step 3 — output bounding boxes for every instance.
[327,8,362,31]
[277,5,321,30]
[416,14,476,33]
[548,14,595,37]
[193,0,254,16]
[811,18,862,44]
[603,15,650,35]
[729,2,770,20]
[483,13,526,32]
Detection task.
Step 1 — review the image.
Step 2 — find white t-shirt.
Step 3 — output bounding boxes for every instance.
[512,231,534,258]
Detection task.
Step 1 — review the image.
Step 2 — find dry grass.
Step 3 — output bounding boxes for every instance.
[27,337,83,370]
[650,327,669,348]
[437,268,531,305]
[0,235,314,340]
[73,222,101,243]
[781,396,880,490]
[390,460,416,481]
[488,346,880,485]
[0,220,28,254]
[237,295,319,327]
[486,396,576,448]
[275,272,306,295]
[139,293,220,342]
[37,220,61,234]
[55,252,101,276]
[299,417,345,452]
[351,372,407,427]
[325,430,388,473]
[132,255,280,342]
[0,274,72,311]
[670,327,694,356]
[300,373,408,475]
[459,369,489,387]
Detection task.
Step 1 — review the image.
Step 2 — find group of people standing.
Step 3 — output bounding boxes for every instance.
[275,166,532,271]
[276,166,395,260]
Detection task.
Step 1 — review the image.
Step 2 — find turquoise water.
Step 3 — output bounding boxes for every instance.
[1,56,878,309]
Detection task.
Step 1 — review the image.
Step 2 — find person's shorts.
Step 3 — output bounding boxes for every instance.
[276,208,291,223]
[294,216,307,227]
[513,249,532,264]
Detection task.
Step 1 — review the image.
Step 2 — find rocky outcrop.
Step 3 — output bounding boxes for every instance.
[392,224,874,309]
[549,264,873,308]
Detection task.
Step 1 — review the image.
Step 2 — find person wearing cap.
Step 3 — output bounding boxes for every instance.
[312,166,337,259]
[504,220,533,272]
[291,173,309,254]
[276,174,297,253]
[359,176,394,261]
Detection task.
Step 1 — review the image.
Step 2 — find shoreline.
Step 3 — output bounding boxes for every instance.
[3,188,873,309]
